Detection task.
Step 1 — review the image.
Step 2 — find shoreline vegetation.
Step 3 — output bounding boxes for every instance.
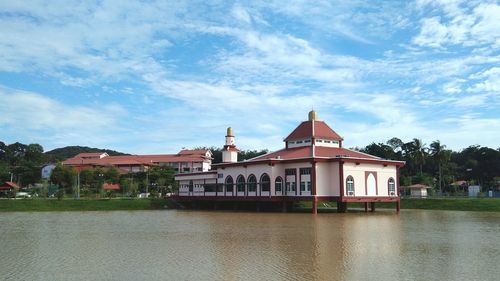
[0,197,499,213]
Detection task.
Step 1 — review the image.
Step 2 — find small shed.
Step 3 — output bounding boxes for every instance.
[103,183,120,190]
[0,181,20,191]
[0,182,20,197]
[402,184,430,198]
[468,185,481,197]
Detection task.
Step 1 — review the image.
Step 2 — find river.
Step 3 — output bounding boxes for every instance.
[0,210,498,280]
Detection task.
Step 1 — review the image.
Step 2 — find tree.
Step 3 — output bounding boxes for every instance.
[430,140,451,194]
[104,167,120,183]
[405,138,428,176]
[50,164,76,194]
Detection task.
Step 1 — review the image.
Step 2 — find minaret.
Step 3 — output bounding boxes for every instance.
[222,127,239,163]
[309,110,316,157]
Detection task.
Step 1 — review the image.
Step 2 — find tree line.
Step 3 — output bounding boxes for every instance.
[358,138,500,193]
[1,139,498,196]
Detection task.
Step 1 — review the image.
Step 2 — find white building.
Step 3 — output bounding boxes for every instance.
[175,111,405,213]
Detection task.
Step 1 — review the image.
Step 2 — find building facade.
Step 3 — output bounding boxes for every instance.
[63,150,213,174]
[175,111,405,213]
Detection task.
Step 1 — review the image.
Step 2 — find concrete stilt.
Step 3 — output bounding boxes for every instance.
[370,202,375,212]
[337,202,347,213]
[256,202,260,212]
[364,202,368,212]
[312,197,318,214]
[282,201,287,213]
[396,200,400,213]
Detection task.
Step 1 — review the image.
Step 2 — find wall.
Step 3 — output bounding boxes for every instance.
[342,162,397,197]
[315,162,340,196]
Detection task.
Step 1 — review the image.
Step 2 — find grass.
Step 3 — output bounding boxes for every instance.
[297,198,500,212]
[1,197,499,213]
[0,198,173,212]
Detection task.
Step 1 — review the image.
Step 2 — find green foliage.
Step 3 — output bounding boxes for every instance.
[44,145,128,162]
[50,164,76,193]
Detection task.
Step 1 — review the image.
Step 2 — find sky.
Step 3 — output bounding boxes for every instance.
[0,0,499,154]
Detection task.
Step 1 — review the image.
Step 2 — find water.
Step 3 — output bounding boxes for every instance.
[0,210,498,281]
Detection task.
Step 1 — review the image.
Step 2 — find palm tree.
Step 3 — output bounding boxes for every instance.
[430,140,451,194]
[411,138,428,176]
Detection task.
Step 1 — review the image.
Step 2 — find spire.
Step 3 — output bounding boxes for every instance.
[226,127,234,137]
[308,110,317,121]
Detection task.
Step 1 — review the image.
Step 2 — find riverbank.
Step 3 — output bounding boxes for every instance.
[300,198,500,212]
[0,198,173,212]
[1,197,499,212]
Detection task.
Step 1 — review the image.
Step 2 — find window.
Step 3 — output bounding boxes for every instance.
[183,167,190,172]
[296,140,303,144]
[286,181,296,192]
[346,176,354,196]
[324,140,331,143]
[248,175,257,192]
[218,173,223,178]
[332,140,339,144]
[307,182,311,192]
[189,180,193,192]
[316,139,323,143]
[285,169,296,176]
[304,139,311,143]
[300,168,311,175]
[300,181,306,191]
[388,178,396,196]
[289,141,295,144]
[260,174,270,192]
[275,177,283,192]
[236,175,245,192]
[225,176,233,192]
[204,183,216,192]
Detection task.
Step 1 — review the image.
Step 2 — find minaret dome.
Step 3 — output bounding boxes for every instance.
[308,110,318,121]
[227,127,234,137]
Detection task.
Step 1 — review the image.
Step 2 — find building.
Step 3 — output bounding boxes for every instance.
[401,184,430,198]
[174,111,405,213]
[62,149,213,174]
[0,181,20,196]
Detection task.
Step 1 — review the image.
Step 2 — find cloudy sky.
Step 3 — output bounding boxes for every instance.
[0,0,499,154]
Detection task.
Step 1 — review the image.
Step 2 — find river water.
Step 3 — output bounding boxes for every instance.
[0,210,498,281]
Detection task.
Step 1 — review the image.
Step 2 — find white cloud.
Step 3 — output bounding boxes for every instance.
[413,1,500,48]
[0,86,127,149]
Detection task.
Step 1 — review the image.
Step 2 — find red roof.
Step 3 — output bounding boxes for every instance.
[177,149,210,156]
[103,183,120,190]
[252,146,379,161]
[63,149,210,167]
[77,152,106,157]
[284,120,343,142]
[0,181,20,190]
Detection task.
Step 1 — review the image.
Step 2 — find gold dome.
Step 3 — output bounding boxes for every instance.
[226,127,234,136]
[308,110,317,121]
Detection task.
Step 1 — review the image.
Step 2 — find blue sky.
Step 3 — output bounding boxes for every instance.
[0,0,499,154]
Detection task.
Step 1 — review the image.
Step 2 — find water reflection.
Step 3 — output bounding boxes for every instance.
[0,210,498,280]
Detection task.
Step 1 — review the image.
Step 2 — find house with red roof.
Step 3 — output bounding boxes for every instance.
[62,149,212,174]
[174,111,405,213]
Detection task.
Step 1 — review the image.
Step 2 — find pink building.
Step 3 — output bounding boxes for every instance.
[174,111,404,213]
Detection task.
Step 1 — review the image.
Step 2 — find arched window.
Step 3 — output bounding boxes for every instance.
[275,177,283,193]
[248,174,257,192]
[388,178,396,196]
[346,176,354,196]
[260,173,270,192]
[225,176,234,193]
[236,175,245,192]
[189,180,194,192]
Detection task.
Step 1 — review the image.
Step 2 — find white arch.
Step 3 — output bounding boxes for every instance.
[367,173,376,196]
